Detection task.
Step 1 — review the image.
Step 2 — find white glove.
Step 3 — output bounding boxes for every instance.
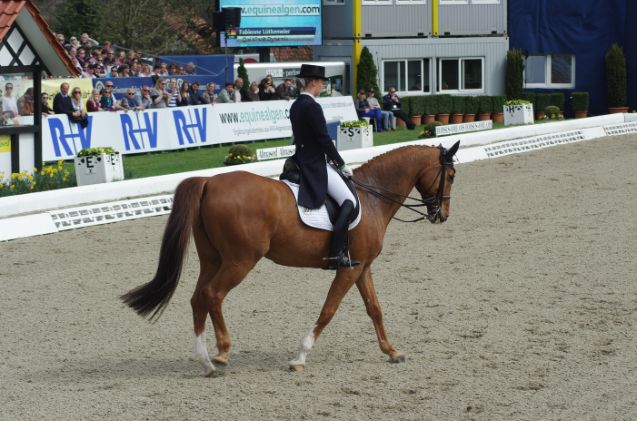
[340,164,353,178]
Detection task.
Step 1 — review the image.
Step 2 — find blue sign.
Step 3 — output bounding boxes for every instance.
[120,112,159,152]
[172,108,208,146]
[47,116,93,157]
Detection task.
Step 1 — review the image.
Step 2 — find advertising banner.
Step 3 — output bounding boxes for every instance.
[41,97,357,161]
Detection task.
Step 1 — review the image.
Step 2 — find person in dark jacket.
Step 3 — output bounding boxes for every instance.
[289,64,359,269]
[382,87,415,130]
[52,82,74,116]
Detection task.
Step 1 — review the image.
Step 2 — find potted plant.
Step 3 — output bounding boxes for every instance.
[571,91,589,118]
[422,95,438,125]
[477,96,492,121]
[464,96,478,122]
[337,120,373,150]
[605,43,628,113]
[503,99,534,126]
[506,49,524,100]
[450,96,465,124]
[550,92,565,117]
[544,105,563,121]
[436,94,452,125]
[491,96,505,123]
[224,144,256,165]
[408,96,422,126]
[74,146,124,186]
[535,93,552,120]
[417,121,442,139]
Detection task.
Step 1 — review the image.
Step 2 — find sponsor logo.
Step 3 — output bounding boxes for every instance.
[120,112,159,151]
[173,108,207,145]
[47,116,93,158]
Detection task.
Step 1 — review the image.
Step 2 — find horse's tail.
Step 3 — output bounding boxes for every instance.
[121,177,207,320]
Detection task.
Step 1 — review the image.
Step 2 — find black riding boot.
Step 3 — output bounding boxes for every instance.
[325,200,360,270]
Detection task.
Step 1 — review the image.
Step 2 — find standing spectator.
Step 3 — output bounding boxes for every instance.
[185,62,196,75]
[217,82,236,103]
[86,89,102,112]
[382,87,415,130]
[17,87,34,116]
[275,78,294,100]
[1,82,18,119]
[140,85,153,109]
[70,87,89,127]
[367,89,395,131]
[355,90,383,131]
[80,33,99,48]
[167,79,179,107]
[202,82,217,104]
[177,81,191,107]
[150,78,169,108]
[246,81,260,101]
[53,82,73,115]
[258,77,276,101]
[121,88,143,110]
[235,77,248,102]
[189,81,206,105]
[41,93,54,116]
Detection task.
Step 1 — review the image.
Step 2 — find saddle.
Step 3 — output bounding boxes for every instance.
[279,157,361,228]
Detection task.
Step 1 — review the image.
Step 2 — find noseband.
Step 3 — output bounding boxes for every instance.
[350,145,455,223]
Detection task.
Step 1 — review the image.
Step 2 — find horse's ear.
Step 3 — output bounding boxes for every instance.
[445,140,460,160]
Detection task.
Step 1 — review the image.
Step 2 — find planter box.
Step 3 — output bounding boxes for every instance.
[504,103,534,126]
[75,153,124,186]
[337,124,373,151]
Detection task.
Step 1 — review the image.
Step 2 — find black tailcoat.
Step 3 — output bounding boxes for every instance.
[290,94,345,209]
[52,93,73,117]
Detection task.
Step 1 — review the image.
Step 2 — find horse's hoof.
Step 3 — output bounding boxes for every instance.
[213,355,229,366]
[389,353,406,363]
[289,363,305,372]
[205,369,223,378]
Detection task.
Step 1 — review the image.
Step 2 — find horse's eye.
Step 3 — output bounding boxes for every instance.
[448,174,455,183]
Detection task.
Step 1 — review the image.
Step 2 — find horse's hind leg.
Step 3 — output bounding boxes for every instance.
[355,266,405,363]
[191,259,221,376]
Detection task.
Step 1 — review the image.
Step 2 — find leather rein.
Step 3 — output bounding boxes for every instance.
[349,147,454,223]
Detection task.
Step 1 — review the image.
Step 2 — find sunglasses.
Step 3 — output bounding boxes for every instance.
[73,91,81,94]
[127,92,135,95]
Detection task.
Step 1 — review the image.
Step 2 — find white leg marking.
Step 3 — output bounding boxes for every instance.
[290,326,316,367]
[193,331,216,375]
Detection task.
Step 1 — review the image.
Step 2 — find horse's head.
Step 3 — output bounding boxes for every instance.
[416,141,459,224]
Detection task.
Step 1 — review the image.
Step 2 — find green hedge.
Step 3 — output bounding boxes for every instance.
[521,91,537,110]
[465,96,479,115]
[423,95,438,115]
[506,49,524,100]
[571,91,589,112]
[536,93,552,113]
[605,43,627,107]
[438,94,453,114]
[477,96,493,114]
[492,96,505,114]
[549,93,565,111]
[452,96,466,114]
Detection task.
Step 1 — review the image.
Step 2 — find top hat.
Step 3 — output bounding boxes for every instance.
[296,64,328,81]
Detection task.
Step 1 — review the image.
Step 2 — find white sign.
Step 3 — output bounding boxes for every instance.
[337,124,373,151]
[435,120,493,136]
[504,103,534,126]
[256,145,296,160]
[41,97,357,161]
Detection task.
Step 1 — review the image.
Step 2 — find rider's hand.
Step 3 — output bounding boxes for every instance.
[340,164,353,178]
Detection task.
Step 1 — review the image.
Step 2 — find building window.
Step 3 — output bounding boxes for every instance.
[382,59,430,94]
[323,0,344,4]
[524,54,575,88]
[438,58,483,92]
[362,0,392,5]
[439,0,468,4]
[440,0,499,4]
[396,0,427,4]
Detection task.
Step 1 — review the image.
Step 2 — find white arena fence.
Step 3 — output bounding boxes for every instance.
[1,113,636,241]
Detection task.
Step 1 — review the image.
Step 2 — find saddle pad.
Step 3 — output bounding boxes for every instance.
[281,180,362,232]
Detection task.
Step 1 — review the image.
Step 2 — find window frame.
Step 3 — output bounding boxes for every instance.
[362,0,393,6]
[381,58,431,95]
[323,0,345,5]
[437,57,484,93]
[524,54,576,89]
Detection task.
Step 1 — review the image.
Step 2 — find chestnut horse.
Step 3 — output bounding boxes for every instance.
[122,141,459,375]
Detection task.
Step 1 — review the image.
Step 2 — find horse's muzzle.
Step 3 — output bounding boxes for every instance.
[426,205,446,224]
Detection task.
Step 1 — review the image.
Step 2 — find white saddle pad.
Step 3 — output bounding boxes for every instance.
[281,180,362,232]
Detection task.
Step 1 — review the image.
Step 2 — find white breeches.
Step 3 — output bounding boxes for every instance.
[326,164,355,206]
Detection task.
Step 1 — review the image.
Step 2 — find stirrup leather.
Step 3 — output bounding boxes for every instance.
[323,250,360,270]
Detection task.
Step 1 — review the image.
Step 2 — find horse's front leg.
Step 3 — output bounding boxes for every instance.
[355,265,405,363]
[289,266,363,371]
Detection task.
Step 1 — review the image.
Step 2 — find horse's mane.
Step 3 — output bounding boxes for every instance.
[355,145,438,179]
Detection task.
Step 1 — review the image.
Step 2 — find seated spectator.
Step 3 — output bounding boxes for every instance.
[202,82,217,104]
[217,82,236,103]
[118,65,130,77]
[275,78,294,100]
[355,90,382,132]
[177,65,186,75]
[330,81,342,97]
[70,87,89,128]
[185,62,196,75]
[76,48,88,66]
[82,63,97,78]
[53,82,73,116]
[86,89,101,112]
[246,81,260,101]
[80,32,99,48]
[55,33,65,47]
[167,79,179,107]
[107,68,119,78]
[140,63,152,77]
[382,87,415,130]
[99,88,124,111]
[234,77,246,102]
[18,87,35,116]
[140,85,153,109]
[115,51,126,67]
[121,88,143,111]
[130,62,140,77]
[177,81,191,107]
[258,77,276,101]
[189,81,206,105]
[1,82,18,119]
[41,93,54,116]
[158,63,169,77]
[150,77,169,108]
[368,88,395,131]
[103,80,117,101]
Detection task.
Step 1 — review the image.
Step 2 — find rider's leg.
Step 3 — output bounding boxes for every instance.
[325,165,359,269]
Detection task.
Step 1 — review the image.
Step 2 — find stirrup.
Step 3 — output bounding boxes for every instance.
[323,250,360,270]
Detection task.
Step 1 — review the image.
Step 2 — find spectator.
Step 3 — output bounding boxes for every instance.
[185,62,196,75]
[55,33,65,47]
[275,78,294,100]
[53,82,73,115]
[189,81,206,105]
[17,87,34,116]
[167,79,179,107]
[168,63,177,75]
[99,87,123,111]
[382,87,415,130]
[76,48,87,66]
[81,63,97,79]
[355,89,382,132]
[177,65,186,76]
[40,93,54,116]
[1,82,19,119]
[158,63,169,77]
[70,56,83,73]
[107,67,119,78]
[70,87,89,128]
[80,33,99,48]
[86,89,101,112]
[258,77,276,101]
[150,77,169,108]
[103,80,117,101]
[121,88,143,111]
[104,49,115,65]
[177,81,191,107]
[69,36,80,50]
[140,63,152,77]
[140,85,153,109]
[330,81,342,96]
[367,89,395,131]
[118,65,130,77]
[235,77,247,102]
[202,82,217,104]
[115,51,126,67]
[151,64,162,76]
[130,62,140,77]
[217,82,236,103]
[246,81,260,101]
[126,50,136,65]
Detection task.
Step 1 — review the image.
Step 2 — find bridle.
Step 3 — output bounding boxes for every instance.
[350,145,454,223]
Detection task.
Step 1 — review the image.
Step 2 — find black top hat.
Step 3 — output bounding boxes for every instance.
[296,64,328,81]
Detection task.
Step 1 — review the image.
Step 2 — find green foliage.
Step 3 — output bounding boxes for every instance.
[549,92,565,111]
[504,99,530,106]
[0,162,76,197]
[402,96,411,116]
[464,96,478,115]
[77,147,117,157]
[237,59,250,86]
[605,43,627,107]
[409,96,424,116]
[452,96,466,114]
[477,96,493,114]
[521,91,537,109]
[340,120,370,127]
[224,144,255,166]
[544,105,562,120]
[52,0,102,40]
[506,49,524,100]
[357,47,380,94]
[571,91,589,112]
[418,121,442,138]
[423,95,438,115]
[491,96,505,114]
[536,93,552,113]
[437,94,453,114]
